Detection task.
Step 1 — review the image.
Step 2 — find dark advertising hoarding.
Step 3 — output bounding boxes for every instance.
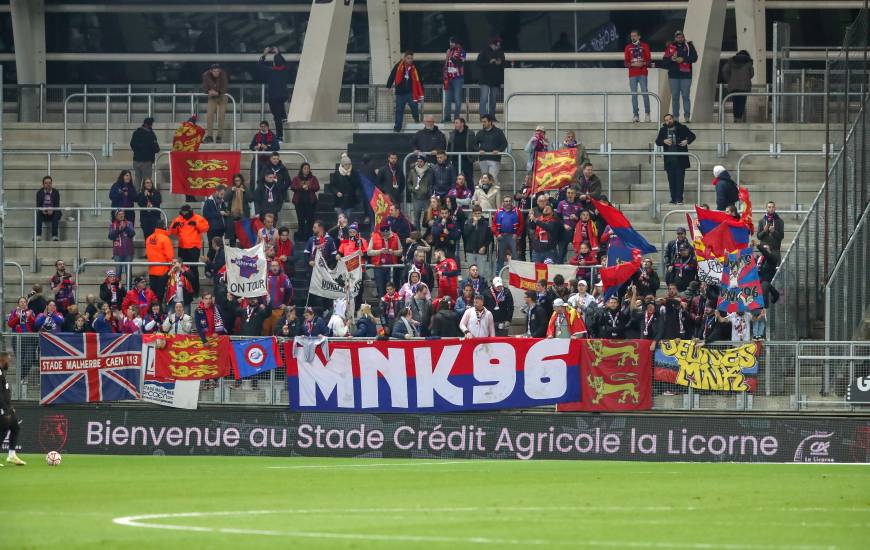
[10,404,870,463]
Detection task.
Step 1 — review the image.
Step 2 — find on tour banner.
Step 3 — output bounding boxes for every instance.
[654,339,760,392]
[169,151,241,196]
[284,338,581,412]
[558,339,653,412]
[13,405,870,463]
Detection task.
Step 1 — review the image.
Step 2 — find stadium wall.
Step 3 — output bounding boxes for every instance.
[11,404,870,463]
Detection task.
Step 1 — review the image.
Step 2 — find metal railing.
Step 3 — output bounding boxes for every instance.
[5,150,99,209]
[735,150,837,210]
[63,92,239,156]
[152,149,310,191]
[4,261,24,298]
[3,332,868,411]
[76,260,206,291]
[2,206,168,273]
[825,201,870,341]
[504,91,663,150]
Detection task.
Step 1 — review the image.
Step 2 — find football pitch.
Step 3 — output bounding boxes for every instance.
[3,455,868,549]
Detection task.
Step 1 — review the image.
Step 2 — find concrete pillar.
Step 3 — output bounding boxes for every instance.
[735,0,767,121]
[287,0,356,122]
[367,0,401,85]
[10,0,46,122]
[684,0,727,122]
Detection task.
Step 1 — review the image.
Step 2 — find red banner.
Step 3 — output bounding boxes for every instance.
[154,335,232,380]
[171,120,205,152]
[532,148,577,194]
[558,339,653,412]
[370,186,393,230]
[170,151,241,196]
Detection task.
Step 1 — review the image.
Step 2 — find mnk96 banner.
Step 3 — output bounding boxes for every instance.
[284,338,581,412]
[170,151,241,196]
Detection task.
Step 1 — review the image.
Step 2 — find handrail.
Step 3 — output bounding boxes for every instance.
[244,150,311,185]
[824,200,870,340]
[735,150,837,210]
[504,91,662,148]
[4,261,25,298]
[5,150,99,209]
[153,149,310,191]
[3,206,168,273]
[718,91,866,156]
[62,92,239,156]
[76,260,206,294]
[400,151,518,215]
[587,150,702,218]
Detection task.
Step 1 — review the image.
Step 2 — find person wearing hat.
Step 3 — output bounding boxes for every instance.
[712,165,739,211]
[664,227,693,272]
[523,290,548,337]
[459,293,496,338]
[654,113,696,205]
[169,204,210,295]
[484,276,514,336]
[99,269,127,311]
[662,30,697,122]
[201,63,229,143]
[386,51,424,132]
[121,277,158,317]
[476,36,505,120]
[665,243,698,292]
[546,298,587,339]
[443,37,466,123]
[330,153,359,221]
[130,116,159,189]
[524,125,550,173]
[406,153,433,228]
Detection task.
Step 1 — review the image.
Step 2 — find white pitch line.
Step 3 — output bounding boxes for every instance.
[111,509,845,549]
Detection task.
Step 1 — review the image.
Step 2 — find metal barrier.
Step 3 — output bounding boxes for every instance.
[244,150,311,185]
[735,150,837,210]
[5,150,100,209]
[4,331,868,411]
[718,91,866,156]
[587,150,702,217]
[825,201,870,341]
[504,91,663,149]
[153,149,310,191]
[3,206,168,272]
[400,151,518,214]
[4,260,24,297]
[62,92,239,156]
[76,260,206,291]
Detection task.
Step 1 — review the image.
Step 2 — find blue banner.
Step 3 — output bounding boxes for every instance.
[230,337,282,380]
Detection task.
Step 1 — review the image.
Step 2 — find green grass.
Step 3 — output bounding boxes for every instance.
[3,455,869,549]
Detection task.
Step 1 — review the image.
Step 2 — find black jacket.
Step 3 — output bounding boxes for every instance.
[430,309,462,337]
[130,126,160,163]
[655,123,696,169]
[137,189,163,225]
[474,126,509,162]
[375,162,405,205]
[526,304,548,337]
[663,40,698,79]
[329,169,360,210]
[632,268,661,298]
[411,127,447,154]
[258,54,291,101]
[0,371,12,415]
[254,180,289,216]
[462,216,493,253]
[631,309,663,341]
[484,287,514,325]
[664,238,693,269]
[273,315,301,337]
[715,170,739,211]
[757,213,785,251]
[202,195,227,233]
[476,46,506,86]
[236,304,270,336]
[595,306,632,339]
[756,245,780,283]
[36,188,60,208]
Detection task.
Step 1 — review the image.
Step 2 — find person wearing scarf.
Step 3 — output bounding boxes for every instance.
[164,259,194,308]
[379,282,403,335]
[34,301,65,334]
[594,295,631,339]
[459,294,496,338]
[387,51,424,132]
[330,154,359,220]
[142,302,167,334]
[119,305,143,334]
[757,201,784,251]
[300,307,328,337]
[624,30,652,123]
[442,37,466,123]
[290,162,320,241]
[484,276,514,336]
[257,212,279,246]
[194,292,227,340]
[546,298,587,339]
[391,307,419,340]
[632,258,661,298]
[524,125,550,172]
[99,269,126,310]
[460,264,489,297]
[162,302,193,335]
[121,277,158,316]
[455,283,476,314]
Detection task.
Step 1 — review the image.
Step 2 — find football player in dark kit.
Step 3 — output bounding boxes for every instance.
[0,351,27,465]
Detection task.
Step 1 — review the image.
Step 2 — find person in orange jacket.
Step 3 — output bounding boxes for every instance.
[145,219,175,304]
[546,298,588,339]
[170,204,209,296]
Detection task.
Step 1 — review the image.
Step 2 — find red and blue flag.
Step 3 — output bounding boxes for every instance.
[234,217,264,249]
[695,205,750,257]
[717,248,765,312]
[590,198,657,254]
[39,333,142,405]
[231,337,282,380]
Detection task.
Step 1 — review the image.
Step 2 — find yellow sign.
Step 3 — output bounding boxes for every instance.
[656,339,760,392]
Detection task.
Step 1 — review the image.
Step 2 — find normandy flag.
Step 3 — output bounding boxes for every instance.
[169,151,241,197]
[360,172,393,229]
[171,117,205,152]
[532,148,578,193]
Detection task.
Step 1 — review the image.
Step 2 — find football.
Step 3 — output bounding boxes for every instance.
[45,451,62,466]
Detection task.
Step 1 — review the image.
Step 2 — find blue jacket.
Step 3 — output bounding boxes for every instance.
[391,318,415,339]
[430,161,457,197]
[202,196,226,233]
[353,317,377,338]
[301,316,328,337]
[109,180,138,209]
[93,314,114,333]
[493,208,522,236]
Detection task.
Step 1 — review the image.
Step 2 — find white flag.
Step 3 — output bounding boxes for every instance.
[698,258,724,287]
[224,242,268,298]
[309,250,363,300]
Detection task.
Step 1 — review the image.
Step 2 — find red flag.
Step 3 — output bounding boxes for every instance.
[370,186,393,230]
[170,151,241,196]
[558,339,653,412]
[599,249,641,296]
[701,222,745,258]
[154,335,232,380]
[738,187,754,233]
[171,120,205,152]
[532,148,578,193]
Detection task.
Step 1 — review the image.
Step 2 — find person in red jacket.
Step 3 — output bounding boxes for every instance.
[7,297,36,333]
[624,30,652,123]
[275,226,294,276]
[169,204,209,295]
[433,248,459,299]
[121,277,158,315]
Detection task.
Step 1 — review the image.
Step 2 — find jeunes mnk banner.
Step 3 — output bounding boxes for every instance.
[284,338,582,412]
[654,339,760,392]
[169,151,241,196]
